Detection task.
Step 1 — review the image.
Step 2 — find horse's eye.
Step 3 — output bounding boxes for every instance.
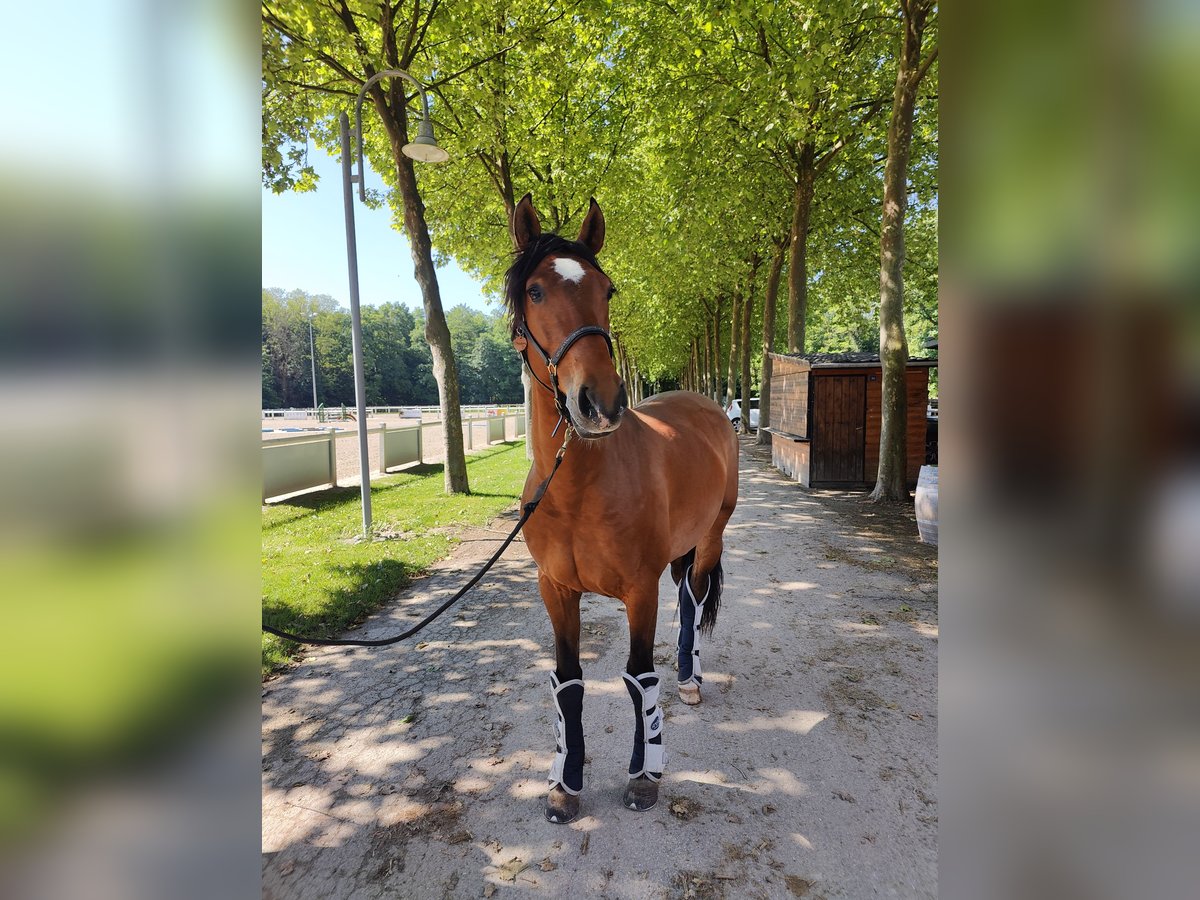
[606,285,617,301]
[528,285,543,303]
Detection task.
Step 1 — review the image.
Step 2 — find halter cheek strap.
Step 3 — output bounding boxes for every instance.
[515,322,614,433]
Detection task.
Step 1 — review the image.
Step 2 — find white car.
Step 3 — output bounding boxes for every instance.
[725,397,759,430]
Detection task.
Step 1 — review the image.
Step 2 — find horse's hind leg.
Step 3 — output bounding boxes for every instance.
[621,582,666,812]
[538,570,585,824]
[677,505,734,705]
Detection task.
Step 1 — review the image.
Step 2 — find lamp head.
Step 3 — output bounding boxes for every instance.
[402,117,449,163]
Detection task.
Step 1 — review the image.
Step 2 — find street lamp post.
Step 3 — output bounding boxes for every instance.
[340,70,448,538]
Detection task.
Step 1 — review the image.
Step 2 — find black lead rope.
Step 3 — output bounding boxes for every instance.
[261,428,574,648]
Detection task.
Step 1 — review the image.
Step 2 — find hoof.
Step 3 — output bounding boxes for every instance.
[622,776,659,812]
[545,785,581,824]
[679,683,701,705]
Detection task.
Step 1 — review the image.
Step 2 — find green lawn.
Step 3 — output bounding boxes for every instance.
[262,440,530,673]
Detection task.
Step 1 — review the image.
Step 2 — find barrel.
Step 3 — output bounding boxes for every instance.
[915,465,938,546]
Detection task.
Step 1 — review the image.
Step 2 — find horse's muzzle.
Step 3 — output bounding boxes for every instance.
[571,381,628,436]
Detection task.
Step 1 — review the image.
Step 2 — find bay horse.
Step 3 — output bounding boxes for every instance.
[505,194,738,823]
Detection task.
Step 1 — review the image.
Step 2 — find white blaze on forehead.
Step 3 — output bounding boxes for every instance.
[551,257,586,284]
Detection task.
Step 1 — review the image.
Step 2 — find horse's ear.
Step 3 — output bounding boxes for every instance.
[577,197,605,255]
[511,193,542,251]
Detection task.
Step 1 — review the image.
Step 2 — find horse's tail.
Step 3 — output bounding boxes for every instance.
[698,556,723,637]
[673,547,723,637]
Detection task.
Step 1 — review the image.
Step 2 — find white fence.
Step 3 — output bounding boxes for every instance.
[262,413,526,502]
[263,404,523,420]
[261,428,340,501]
[380,422,421,471]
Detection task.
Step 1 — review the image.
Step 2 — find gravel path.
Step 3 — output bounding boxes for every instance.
[261,437,938,898]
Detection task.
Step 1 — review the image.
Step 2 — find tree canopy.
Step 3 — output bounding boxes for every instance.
[263,0,937,398]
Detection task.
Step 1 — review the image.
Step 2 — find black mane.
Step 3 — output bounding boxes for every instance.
[503,233,606,338]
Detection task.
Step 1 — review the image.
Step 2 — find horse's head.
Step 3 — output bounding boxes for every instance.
[505,193,627,438]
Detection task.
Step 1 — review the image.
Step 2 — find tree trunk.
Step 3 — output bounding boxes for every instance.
[497,149,516,224]
[740,272,755,433]
[278,362,291,408]
[726,293,742,410]
[870,0,935,503]
[757,241,786,445]
[712,298,723,403]
[615,332,643,406]
[384,105,469,494]
[709,305,718,401]
[614,331,630,394]
[786,147,816,354]
[702,320,712,397]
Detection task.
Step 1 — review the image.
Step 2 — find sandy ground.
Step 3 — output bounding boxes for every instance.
[261,437,938,899]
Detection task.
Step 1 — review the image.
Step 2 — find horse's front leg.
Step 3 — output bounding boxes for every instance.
[538,570,585,824]
[621,584,666,811]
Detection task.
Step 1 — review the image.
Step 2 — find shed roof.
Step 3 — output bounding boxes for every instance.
[769,351,937,368]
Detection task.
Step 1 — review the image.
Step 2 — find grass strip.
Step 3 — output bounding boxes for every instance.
[262,440,529,673]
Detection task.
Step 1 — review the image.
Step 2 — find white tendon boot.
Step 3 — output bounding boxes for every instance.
[546,672,584,823]
[621,671,666,811]
[677,565,707,705]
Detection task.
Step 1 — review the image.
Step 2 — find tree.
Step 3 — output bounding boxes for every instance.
[262,1,471,494]
[261,288,353,408]
[362,303,419,405]
[870,1,937,502]
[740,255,759,432]
[445,305,487,403]
[615,2,892,357]
[586,0,899,392]
[417,2,635,285]
[262,288,313,407]
[260,1,936,459]
[726,293,742,409]
[405,309,439,404]
[261,344,281,409]
[474,331,523,404]
[756,239,787,445]
[476,315,524,403]
[313,308,355,405]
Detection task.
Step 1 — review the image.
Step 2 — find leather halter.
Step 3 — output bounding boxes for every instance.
[514,320,614,434]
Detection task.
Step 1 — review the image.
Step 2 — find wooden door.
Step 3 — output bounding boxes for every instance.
[812,375,866,484]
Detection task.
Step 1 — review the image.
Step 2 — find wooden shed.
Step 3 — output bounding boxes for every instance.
[765,352,936,489]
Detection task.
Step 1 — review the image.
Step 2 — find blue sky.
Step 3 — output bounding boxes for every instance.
[262,148,493,313]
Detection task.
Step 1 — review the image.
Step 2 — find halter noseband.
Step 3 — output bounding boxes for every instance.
[515,320,614,433]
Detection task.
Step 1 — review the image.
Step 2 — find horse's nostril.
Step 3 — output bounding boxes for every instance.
[577,383,627,426]
[578,386,597,420]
